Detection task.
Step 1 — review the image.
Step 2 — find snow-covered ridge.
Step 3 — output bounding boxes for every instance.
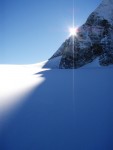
[95,0,113,23]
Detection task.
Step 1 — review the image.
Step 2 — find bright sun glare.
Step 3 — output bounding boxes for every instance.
[69,27,78,36]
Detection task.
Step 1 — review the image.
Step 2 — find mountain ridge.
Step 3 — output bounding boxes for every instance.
[45,0,113,69]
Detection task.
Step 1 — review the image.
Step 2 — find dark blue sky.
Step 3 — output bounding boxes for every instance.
[0,0,101,64]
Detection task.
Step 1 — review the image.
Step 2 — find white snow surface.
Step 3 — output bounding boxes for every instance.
[0,63,113,150]
[95,0,113,22]
[43,56,62,68]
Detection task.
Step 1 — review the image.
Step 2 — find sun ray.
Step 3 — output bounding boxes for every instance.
[69,0,78,37]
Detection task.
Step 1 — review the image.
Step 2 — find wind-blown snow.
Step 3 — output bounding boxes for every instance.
[0,64,113,150]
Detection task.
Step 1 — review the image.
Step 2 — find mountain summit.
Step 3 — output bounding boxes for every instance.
[45,0,113,68]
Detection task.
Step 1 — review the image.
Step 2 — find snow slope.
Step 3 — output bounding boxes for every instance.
[0,64,113,150]
[95,0,113,22]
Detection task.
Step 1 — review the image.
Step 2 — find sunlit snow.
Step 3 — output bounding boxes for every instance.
[0,61,113,150]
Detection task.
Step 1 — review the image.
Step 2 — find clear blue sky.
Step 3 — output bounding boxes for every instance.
[0,0,101,64]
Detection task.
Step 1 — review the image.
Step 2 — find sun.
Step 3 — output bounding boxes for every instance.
[69,27,78,36]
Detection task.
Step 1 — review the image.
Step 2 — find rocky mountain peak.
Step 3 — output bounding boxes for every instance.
[46,0,113,69]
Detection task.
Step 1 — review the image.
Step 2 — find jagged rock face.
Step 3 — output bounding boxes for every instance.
[50,0,113,68]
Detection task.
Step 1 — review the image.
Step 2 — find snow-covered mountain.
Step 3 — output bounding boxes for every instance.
[45,0,113,69]
[1,1,113,150]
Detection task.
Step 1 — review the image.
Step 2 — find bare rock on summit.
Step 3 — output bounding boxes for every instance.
[48,0,113,68]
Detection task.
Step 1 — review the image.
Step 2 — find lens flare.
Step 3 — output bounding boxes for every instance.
[69,27,78,36]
